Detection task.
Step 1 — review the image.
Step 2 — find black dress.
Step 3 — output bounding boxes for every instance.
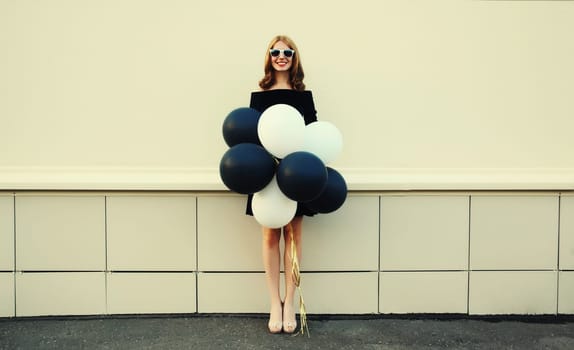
[246,89,318,217]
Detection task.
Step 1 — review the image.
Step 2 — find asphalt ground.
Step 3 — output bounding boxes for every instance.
[1,315,574,350]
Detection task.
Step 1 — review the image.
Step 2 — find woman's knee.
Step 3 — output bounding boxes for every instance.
[262,228,281,248]
[285,216,303,240]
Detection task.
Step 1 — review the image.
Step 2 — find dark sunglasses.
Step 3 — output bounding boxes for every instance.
[269,49,295,58]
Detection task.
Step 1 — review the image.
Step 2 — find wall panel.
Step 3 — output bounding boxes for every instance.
[0,194,14,271]
[559,271,574,314]
[560,194,574,269]
[380,195,469,271]
[16,272,106,316]
[380,272,468,314]
[197,196,261,271]
[470,195,559,270]
[107,272,196,314]
[107,195,196,271]
[302,272,379,314]
[469,271,557,315]
[15,195,105,271]
[302,196,379,271]
[0,272,15,317]
[197,273,268,313]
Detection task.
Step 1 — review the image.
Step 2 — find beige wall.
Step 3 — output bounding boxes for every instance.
[2,2,573,318]
[1,1,574,190]
[1,191,574,317]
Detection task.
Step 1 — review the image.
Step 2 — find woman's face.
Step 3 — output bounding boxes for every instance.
[270,40,293,72]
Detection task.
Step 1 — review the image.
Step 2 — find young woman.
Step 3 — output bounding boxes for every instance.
[245,35,317,334]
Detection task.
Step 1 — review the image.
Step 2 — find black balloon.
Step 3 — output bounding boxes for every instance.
[219,143,276,194]
[306,167,347,213]
[276,151,328,202]
[222,107,262,147]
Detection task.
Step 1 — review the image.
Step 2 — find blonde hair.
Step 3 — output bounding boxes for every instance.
[258,35,306,91]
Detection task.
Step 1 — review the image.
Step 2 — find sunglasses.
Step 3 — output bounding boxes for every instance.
[269,49,295,58]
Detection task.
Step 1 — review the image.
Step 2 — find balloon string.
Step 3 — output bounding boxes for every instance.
[287,223,310,337]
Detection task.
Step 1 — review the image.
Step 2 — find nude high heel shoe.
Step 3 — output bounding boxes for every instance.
[283,319,297,334]
[282,303,297,334]
[268,302,283,334]
[268,319,283,334]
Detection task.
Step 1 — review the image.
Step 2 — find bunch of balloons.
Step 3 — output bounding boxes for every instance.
[220,104,347,228]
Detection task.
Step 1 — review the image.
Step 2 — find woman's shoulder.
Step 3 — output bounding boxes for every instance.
[251,89,313,96]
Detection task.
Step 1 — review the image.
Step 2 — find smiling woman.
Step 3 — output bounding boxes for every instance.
[259,35,305,92]
[244,35,318,335]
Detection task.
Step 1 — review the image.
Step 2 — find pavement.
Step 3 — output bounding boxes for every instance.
[1,314,574,350]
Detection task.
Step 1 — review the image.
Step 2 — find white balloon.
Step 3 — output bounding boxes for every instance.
[258,104,305,159]
[303,121,343,164]
[252,176,297,228]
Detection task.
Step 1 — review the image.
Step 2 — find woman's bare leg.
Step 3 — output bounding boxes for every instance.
[262,227,282,333]
[283,216,303,333]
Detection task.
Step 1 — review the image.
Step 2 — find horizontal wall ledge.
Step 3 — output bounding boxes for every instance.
[0,167,573,191]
